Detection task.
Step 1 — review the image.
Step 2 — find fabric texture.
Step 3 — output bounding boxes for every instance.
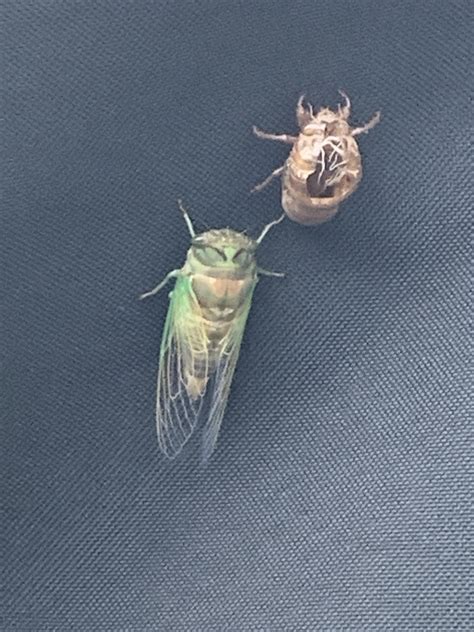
[2,1,472,630]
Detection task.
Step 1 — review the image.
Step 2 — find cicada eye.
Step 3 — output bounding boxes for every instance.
[193,245,226,265]
[232,248,251,266]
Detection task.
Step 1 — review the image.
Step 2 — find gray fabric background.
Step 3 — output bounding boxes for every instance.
[2,1,472,630]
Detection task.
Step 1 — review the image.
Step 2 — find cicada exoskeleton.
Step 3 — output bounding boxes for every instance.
[252,92,380,225]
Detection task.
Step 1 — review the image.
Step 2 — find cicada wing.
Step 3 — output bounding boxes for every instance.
[201,285,256,460]
[156,276,209,458]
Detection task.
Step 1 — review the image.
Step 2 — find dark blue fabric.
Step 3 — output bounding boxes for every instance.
[2,1,471,630]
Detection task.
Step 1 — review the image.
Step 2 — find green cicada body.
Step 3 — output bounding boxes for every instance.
[140,203,284,459]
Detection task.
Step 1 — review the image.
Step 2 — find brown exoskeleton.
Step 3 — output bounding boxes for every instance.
[252,92,380,225]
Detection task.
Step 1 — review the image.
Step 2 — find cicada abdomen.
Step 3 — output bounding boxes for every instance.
[140,202,284,459]
[252,92,380,225]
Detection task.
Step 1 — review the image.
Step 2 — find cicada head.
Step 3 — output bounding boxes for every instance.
[189,229,257,274]
[301,107,351,143]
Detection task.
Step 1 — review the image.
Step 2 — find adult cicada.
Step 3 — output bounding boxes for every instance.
[252,91,380,225]
[140,202,284,459]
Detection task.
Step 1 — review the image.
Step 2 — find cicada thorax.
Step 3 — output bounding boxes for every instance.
[181,231,257,400]
[282,121,362,225]
[192,272,253,345]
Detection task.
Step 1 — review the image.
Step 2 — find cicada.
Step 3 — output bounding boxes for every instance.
[140,202,284,459]
[252,91,380,225]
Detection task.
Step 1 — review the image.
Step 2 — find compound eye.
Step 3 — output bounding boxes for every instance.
[193,245,226,265]
[233,248,250,266]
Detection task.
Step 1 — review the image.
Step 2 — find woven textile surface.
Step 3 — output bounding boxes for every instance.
[2,1,472,630]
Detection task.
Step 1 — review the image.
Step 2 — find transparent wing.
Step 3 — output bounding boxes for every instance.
[201,284,256,460]
[156,276,209,458]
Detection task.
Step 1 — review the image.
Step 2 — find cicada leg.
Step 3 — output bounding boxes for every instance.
[338,90,351,119]
[257,268,285,278]
[139,270,181,300]
[296,94,314,127]
[252,125,297,145]
[177,199,196,237]
[351,111,381,136]
[251,165,285,193]
[256,213,285,244]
